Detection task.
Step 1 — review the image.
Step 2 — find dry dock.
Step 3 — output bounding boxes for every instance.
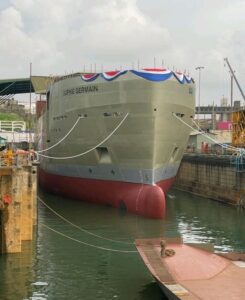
[174,153,245,208]
[0,153,37,254]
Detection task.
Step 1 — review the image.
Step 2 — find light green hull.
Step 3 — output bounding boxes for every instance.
[37,72,195,185]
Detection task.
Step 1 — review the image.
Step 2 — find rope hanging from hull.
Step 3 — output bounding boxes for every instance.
[36,113,129,160]
[37,115,84,153]
[173,113,245,157]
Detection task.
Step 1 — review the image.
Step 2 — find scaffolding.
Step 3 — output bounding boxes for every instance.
[232,109,245,148]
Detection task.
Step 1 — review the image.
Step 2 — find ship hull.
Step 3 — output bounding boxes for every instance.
[39,168,175,218]
[37,70,195,218]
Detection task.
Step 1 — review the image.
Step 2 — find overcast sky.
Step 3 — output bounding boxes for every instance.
[0,0,245,106]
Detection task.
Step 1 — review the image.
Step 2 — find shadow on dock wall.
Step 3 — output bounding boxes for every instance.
[0,210,7,253]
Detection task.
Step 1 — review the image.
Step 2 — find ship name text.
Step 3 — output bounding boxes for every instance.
[63,85,98,96]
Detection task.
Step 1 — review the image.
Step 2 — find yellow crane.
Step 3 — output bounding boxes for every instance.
[224,58,245,147]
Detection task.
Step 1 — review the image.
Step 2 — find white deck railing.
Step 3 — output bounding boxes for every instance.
[0,121,26,131]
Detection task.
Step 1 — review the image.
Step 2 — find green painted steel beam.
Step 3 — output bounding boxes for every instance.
[0,78,34,95]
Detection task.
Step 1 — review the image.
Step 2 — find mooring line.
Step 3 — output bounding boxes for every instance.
[40,223,137,253]
[135,169,144,212]
[191,118,241,152]
[38,196,133,245]
[37,113,129,160]
[37,116,83,153]
[173,113,244,155]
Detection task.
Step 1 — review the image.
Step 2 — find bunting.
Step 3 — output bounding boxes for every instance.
[131,68,172,82]
[80,69,194,84]
[81,73,100,82]
[101,70,127,81]
[173,72,185,84]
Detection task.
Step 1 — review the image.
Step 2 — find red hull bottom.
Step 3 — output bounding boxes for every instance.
[38,169,175,218]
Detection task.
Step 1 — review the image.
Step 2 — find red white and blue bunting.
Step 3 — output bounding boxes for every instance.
[184,75,193,84]
[173,72,185,84]
[131,68,173,82]
[101,70,127,81]
[81,69,194,84]
[81,73,100,82]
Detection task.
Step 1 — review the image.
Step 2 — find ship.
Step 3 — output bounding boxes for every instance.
[37,68,195,218]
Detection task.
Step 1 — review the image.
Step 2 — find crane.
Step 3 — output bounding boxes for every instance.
[224,57,245,102]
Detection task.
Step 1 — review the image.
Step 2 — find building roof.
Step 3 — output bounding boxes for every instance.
[0,76,52,96]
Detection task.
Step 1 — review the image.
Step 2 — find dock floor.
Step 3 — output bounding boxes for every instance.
[135,238,245,300]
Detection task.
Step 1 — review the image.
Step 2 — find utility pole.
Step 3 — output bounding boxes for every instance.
[212,101,216,130]
[231,73,233,108]
[29,62,32,149]
[195,66,204,125]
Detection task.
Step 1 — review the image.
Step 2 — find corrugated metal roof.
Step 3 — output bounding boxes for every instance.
[0,78,34,95]
[0,76,52,95]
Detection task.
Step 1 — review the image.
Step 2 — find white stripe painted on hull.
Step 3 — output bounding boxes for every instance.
[42,162,180,185]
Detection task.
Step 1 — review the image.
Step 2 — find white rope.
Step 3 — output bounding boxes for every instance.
[38,196,133,245]
[37,116,83,153]
[135,169,144,213]
[173,113,244,155]
[37,113,129,160]
[191,118,241,152]
[40,223,137,253]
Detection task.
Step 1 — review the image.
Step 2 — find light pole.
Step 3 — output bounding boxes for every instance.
[195,66,204,125]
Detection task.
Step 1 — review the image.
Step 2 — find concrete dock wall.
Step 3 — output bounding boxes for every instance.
[174,154,245,207]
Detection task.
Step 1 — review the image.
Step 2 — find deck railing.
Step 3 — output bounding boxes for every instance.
[0,121,26,132]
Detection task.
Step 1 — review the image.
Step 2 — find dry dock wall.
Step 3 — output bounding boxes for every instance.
[174,154,245,207]
[0,164,37,254]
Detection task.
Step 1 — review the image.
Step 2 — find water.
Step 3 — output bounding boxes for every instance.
[1,189,245,300]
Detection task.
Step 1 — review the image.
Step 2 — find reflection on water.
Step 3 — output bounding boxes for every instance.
[169,190,245,252]
[0,188,245,300]
[0,240,35,300]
